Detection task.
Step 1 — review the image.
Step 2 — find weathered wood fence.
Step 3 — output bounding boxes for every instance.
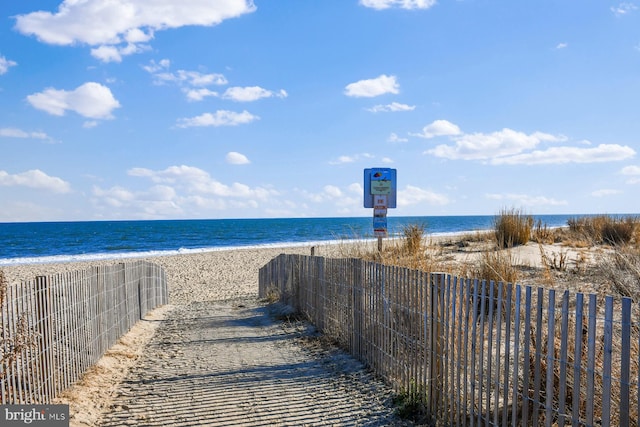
[259,254,639,426]
[1,260,168,404]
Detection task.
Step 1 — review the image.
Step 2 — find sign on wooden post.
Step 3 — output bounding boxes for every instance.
[364,168,397,251]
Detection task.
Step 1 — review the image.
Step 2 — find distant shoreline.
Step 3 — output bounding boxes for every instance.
[0,214,586,264]
[0,230,483,267]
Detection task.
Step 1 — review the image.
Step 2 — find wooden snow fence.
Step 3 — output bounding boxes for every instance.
[259,254,639,426]
[1,260,168,404]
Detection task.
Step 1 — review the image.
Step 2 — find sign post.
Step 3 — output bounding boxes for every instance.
[364,168,397,253]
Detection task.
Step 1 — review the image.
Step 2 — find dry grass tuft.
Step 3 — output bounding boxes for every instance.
[458,248,520,285]
[336,223,449,273]
[568,215,640,246]
[0,269,39,387]
[494,207,533,248]
[596,244,640,301]
[401,223,426,257]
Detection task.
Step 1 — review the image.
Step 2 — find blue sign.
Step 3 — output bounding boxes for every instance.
[363,168,397,208]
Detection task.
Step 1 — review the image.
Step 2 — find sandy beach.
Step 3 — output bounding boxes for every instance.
[2,235,601,303]
[2,243,345,305]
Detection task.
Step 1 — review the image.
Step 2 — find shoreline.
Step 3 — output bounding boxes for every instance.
[1,242,351,305]
[1,229,591,305]
[0,229,484,268]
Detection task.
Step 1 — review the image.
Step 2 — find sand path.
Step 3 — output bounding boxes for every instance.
[97,299,408,426]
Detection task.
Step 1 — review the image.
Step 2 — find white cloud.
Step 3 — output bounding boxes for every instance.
[556,42,568,49]
[102,165,277,217]
[611,2,638,16]
[0,128,53,141]
[592,189,623,197]
[621,165,640,175]
[226,151,250,165]
[0,169,71,193]
[152,69,228,87]
[128,165,207,183]
[92,184,183,217]
[360,0,437,10]
[330,155,357,165]
[411,119,462,139]
[348,183,363,195]
[621,165,640,183]
[125,27,154,44]
[15,0,256,60]
[329,153,374,165]
[381,157,394,164]
[26,82,121,119]
[388,133,408,143]
[143,59,171,73]
[222,86,288,102]
[491,144,635,165]
[144,61,287,104]
[144,60,229,100]
[398,185,449,207]
[176,110,259,128]
[426,127,566,160]
[323,185,343,198]
[91,43,150,63]
[344,74,399,98]
[419,120,634,166]
[92,185,136,207]
[366,102,415,113]
[185,89,219,102]
[485,193,568,207]
[0,55,17,74]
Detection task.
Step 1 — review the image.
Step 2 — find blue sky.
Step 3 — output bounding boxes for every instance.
[1,0,639,222]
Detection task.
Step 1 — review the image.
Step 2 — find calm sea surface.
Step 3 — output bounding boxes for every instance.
[0,215,598,265]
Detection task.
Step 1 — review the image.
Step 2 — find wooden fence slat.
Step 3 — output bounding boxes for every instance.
[447,275,457,426]
[462,277,472,427]
[601,296,614,427]
[620,297,631,427]
[477,279,487,426]
[557,290,570,426]
[492,281,503,427]
[511,285,522,426]
[500,282,512,427]
[585,293,597,425]
[532,287,544,424]
[545,289,556,427]
[486,280,495,427]
[470,278,479,427]
[571,293,584,427]
[455,276,464,426]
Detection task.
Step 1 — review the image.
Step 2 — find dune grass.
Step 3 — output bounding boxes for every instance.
[493,207,533,248]
[0,269,38,387]
[568,214,640,245]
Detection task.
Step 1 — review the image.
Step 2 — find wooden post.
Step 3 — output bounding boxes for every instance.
[429,272,446,415]
[35,276,52,401]
[377,236,383,253]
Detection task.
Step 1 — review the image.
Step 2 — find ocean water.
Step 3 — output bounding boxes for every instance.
[0,215,584,266]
